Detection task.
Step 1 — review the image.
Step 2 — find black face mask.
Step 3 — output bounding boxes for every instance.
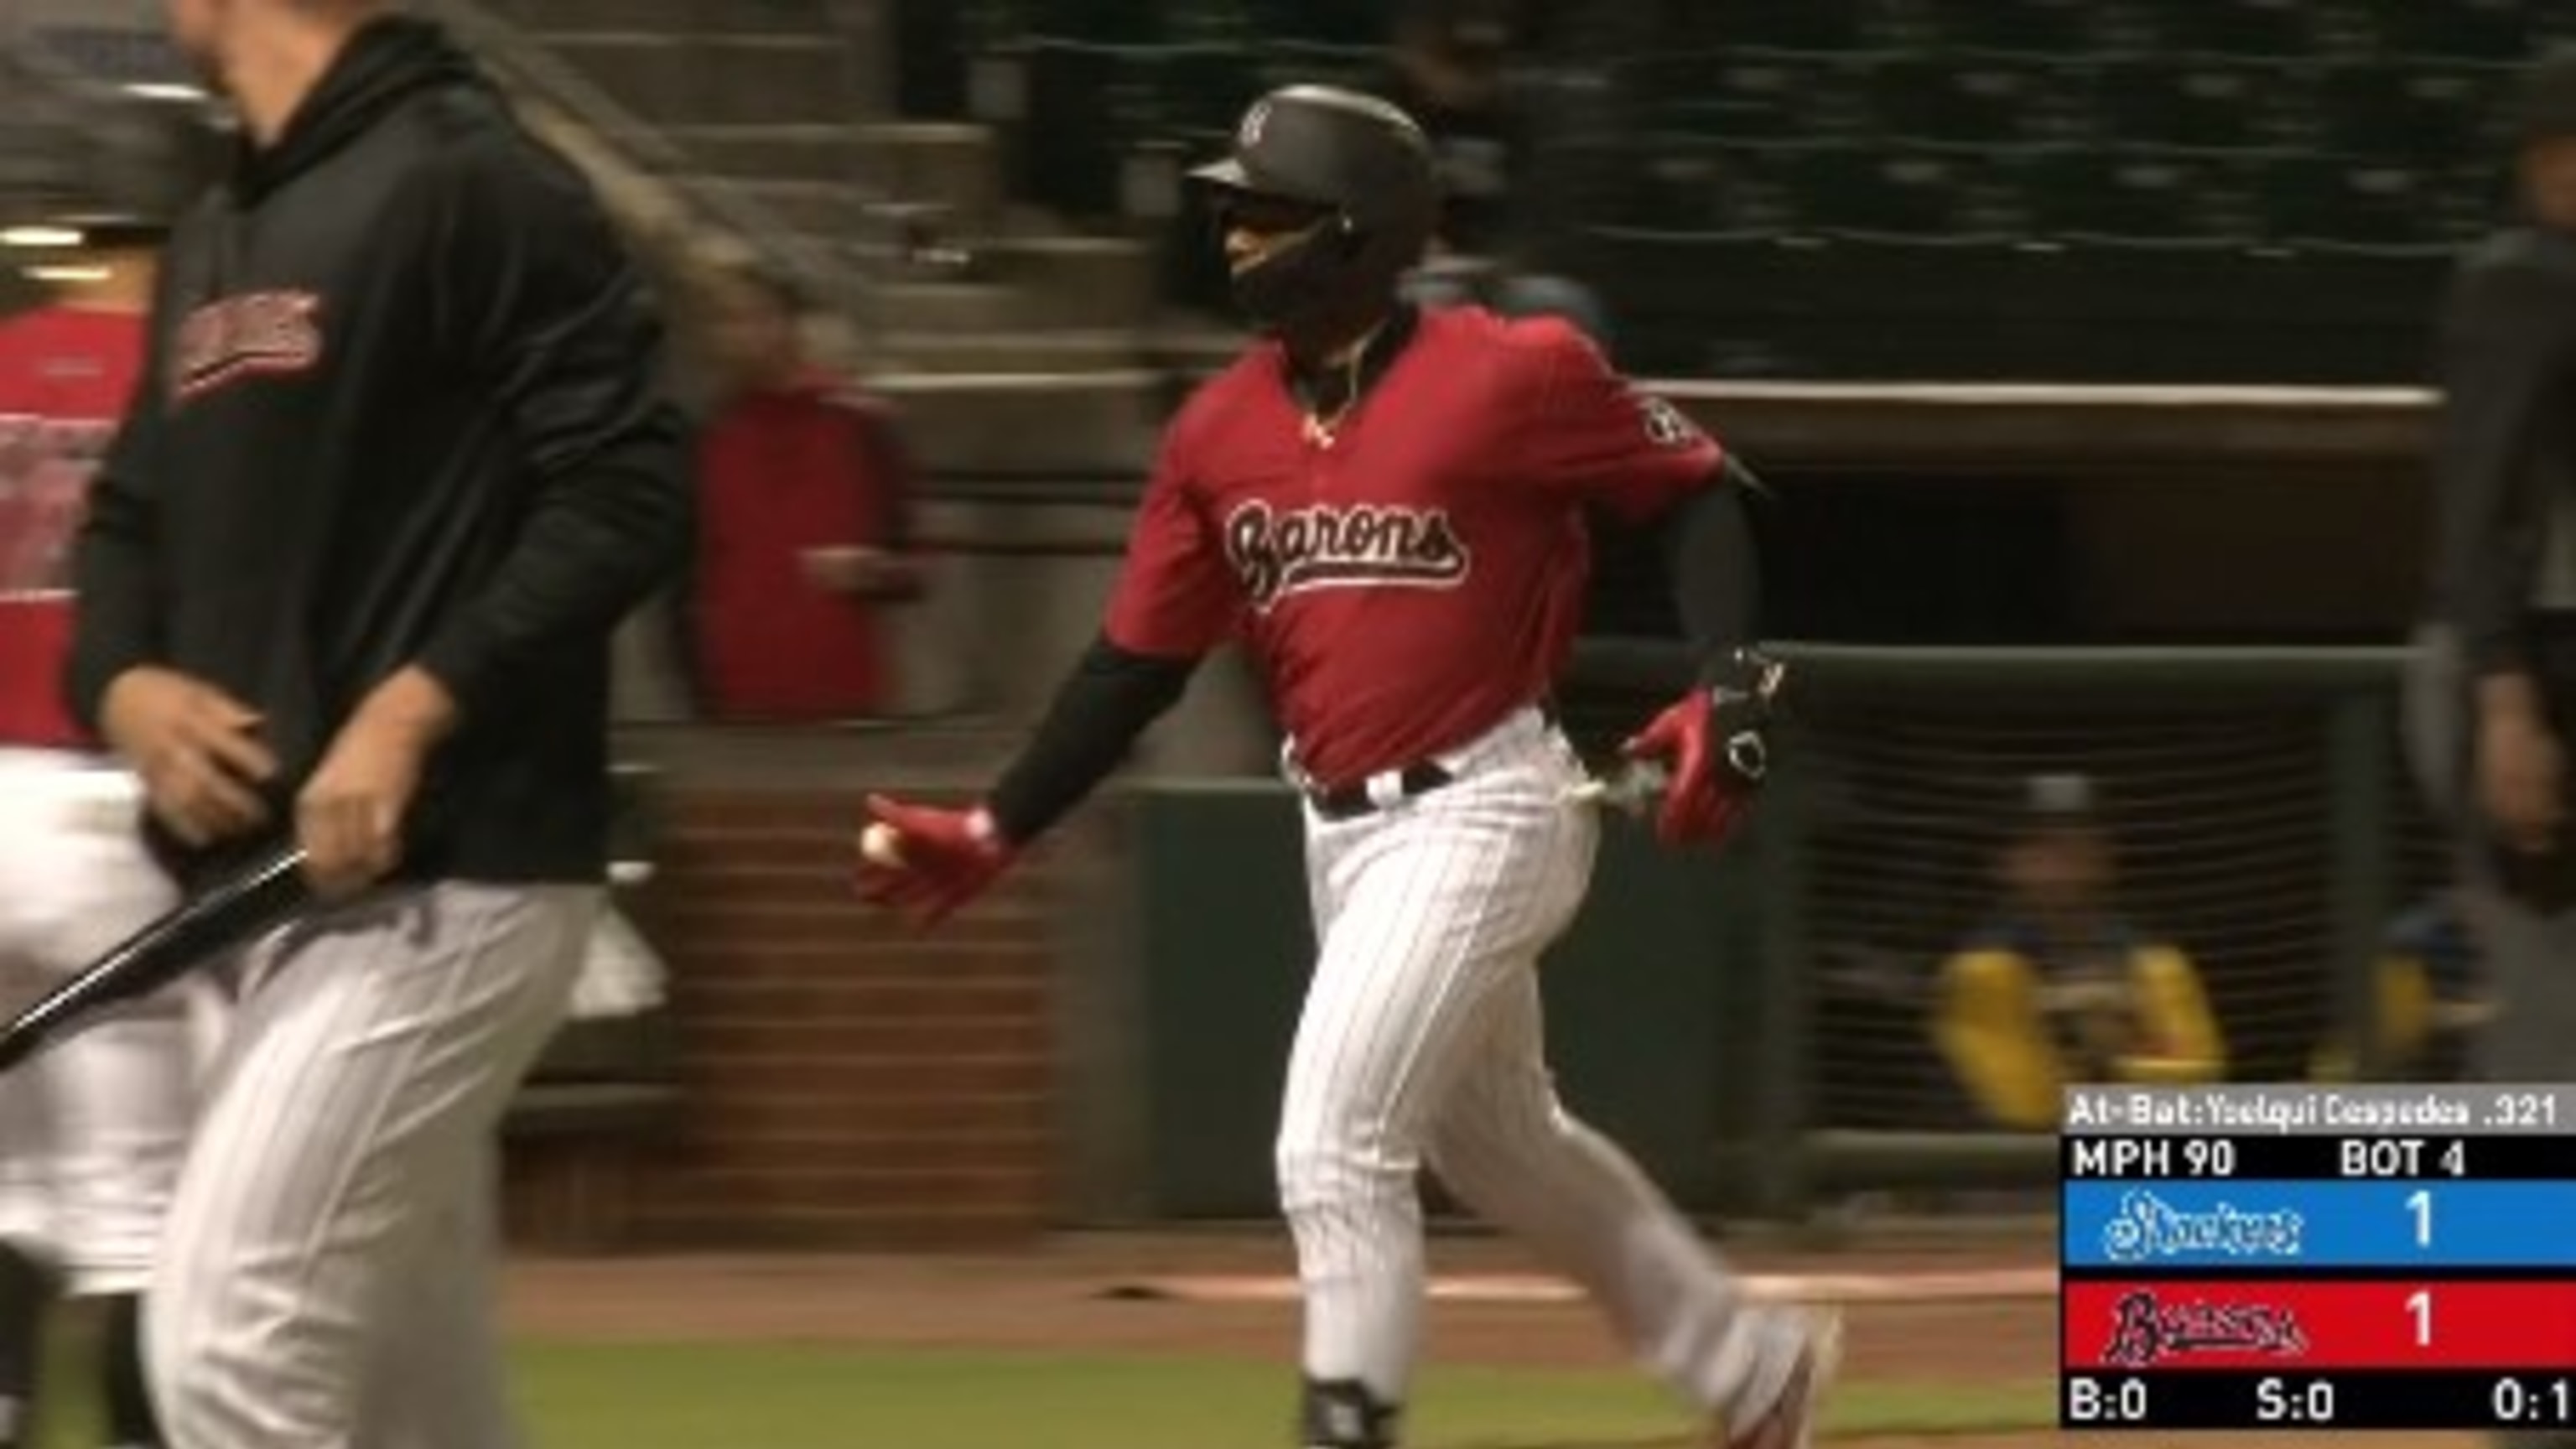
[1228,216,1367,335]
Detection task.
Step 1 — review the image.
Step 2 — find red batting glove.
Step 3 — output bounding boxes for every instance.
[1618,649,1784,849]
[853,793,1015,927]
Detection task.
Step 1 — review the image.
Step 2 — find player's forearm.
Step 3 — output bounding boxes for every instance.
[984,636,1198,844]
[1659,462,1763,683]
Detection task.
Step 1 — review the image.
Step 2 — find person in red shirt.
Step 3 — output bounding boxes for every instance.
[854,86,1836,1449]
[687,259,921,722]
[0,223,198,1449]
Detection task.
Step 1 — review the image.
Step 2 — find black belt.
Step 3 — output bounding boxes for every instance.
[1305,761,1456,822]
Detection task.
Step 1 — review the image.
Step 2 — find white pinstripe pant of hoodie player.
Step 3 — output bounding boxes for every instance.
[1275,705,1808,1427]
[145,881,598,1449]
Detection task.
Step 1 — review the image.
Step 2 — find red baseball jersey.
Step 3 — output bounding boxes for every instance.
[1105,307,1724,790]
[0,304,146,749]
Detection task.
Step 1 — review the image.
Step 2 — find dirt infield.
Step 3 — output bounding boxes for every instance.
[496,1228,2484,1447]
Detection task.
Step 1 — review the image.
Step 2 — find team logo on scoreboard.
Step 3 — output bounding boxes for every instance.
[2100,1189,2304,1263]
[2102,1290,2309,1367]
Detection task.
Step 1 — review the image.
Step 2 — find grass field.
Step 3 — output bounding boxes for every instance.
[29,1336,2055,1447]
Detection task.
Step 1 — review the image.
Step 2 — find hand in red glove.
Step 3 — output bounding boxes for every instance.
[1618,648,1784,849]
[853,793,1015,927]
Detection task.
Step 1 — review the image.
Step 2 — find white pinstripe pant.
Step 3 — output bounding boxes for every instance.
[145,881,597,1449]
[0,750,206,1299]
[1277,708,1800,1429]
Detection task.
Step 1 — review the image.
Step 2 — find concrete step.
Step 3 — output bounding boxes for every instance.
[537,34,858,127]
[491,0,831,37]
[665,122,860,185]
[871,366,1164,471]
[872,283,1145,336]
[974,236,1157,331]
[855,122,1006,243]
[675,174,869,235]
[872,330,1154,381]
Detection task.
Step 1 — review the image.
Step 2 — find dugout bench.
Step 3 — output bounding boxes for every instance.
[501,761,684,1253]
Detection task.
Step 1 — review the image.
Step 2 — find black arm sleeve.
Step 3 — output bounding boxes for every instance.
[2433,252,2576,676]
[1659,457,1764,685]
[985,635,1201,844]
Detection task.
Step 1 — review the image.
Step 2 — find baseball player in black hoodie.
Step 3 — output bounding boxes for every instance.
[65,3,691,1444]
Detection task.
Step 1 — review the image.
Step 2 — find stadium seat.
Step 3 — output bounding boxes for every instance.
[2352,0,2539,63]
[2315,61,2501,165]
[1605,136,1800,235]
[1907,0,2105,57]
[2006,146,2252,248]
[1253,39,1382,93]
[1711,0,1872,52]
[1654,49,1868,143]
[2087,57,2307,153]
[2255,157,2454,253]
[1866,54,2078,148]
[1779,143,1997,242]
[2135,0,2319,60]
[1161,43,1263,134]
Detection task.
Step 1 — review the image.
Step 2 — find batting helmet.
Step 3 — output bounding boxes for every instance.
[1189,85,1440,335]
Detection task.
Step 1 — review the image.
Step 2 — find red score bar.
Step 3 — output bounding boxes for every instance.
[2063,1280,2576,1371]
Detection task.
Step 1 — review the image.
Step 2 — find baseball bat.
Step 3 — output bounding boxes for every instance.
[0,844,311,1076]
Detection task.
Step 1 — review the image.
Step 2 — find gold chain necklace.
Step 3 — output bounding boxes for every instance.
[1300,336,1375,449]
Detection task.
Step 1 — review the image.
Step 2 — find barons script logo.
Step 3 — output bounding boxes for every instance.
[1223,500,1470,610]
[2103,1290,2309,1368]
[173,290,325,402]
[2101,1189,2304,1263]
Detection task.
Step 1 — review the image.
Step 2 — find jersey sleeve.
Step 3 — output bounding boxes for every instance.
[1515,324,1724,521]
[1102,439,1240,657]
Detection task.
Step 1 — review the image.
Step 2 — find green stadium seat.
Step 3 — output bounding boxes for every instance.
[2135,0,2318,60]
[1161,42,1262,133]
[1652,49,1867,143]
[1713,0,1872,52]
[1605,136,1799,235]
[2315,61,2500,164]
[2007,146,2252,248]
[2256,157,2454,254]
[2354,0,2539,62]
[1779,143,1997,241]
[1909,0,2105,57]
[2089,57,2306,153]
[2436,161,2516,236]
[1254,39,1383,92]
[1867,55,2078,148]
[1242,0,1385,46]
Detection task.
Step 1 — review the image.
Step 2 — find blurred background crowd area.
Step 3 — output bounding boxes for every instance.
[0,0,2560,1234]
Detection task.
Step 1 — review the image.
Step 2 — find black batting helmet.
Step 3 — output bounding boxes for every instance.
[1190,84,1440,252]
[1189,85,1441,334]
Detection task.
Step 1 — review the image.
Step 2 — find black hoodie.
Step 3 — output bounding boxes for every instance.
[68,16,694,890]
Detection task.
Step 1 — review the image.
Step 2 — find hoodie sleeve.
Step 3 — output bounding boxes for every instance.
[64,323,174,735]
[409,132,694,715]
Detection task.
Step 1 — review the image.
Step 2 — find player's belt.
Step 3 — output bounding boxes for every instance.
[1304,761,1456,822]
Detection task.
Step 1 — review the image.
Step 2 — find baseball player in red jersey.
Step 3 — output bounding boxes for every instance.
[856,85,1836,1449]
[0,231,196,1449]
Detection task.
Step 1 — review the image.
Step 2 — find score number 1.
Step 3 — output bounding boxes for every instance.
[2405,1187,2437,1352]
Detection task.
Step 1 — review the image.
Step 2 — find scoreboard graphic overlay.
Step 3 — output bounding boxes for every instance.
[2060,1083,2576,1431]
